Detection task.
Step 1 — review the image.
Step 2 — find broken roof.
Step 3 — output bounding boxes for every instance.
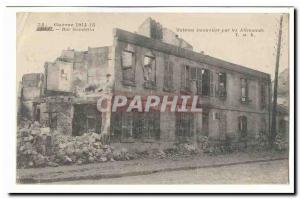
[114,28,270,80]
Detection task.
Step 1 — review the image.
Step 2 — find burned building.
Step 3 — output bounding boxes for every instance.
[19,18,271,150]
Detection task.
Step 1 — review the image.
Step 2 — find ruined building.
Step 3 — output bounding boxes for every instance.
[19,18,271,149]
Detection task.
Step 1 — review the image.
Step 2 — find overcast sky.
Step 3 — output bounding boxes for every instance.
[17,12,289,83]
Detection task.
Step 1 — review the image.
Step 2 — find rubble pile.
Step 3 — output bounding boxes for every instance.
[163,143,198,158]
[17,121,202,169]
[134,148,167,159]
[51,133,138,165]
[17,121,52,168]
[17,121,137,168]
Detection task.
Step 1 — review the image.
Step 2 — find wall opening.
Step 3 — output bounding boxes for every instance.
[111,112,160,143]
[218,72,227,97]
[72,104,102,136]
[121,50,135,83]
[175,112,194,141]
[240,78,249,102]
[202,69,210,96]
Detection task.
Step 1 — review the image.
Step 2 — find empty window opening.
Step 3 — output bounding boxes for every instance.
[121,50,135,83]
[72,105,102,136]
[143,55,156,88]
[241,78,249,102]
[181,65,191,92]
[86,116,96,133]
[163,58,174,91]
[190,67,202,94]
[202,69,210,96]
[218,72,227,97]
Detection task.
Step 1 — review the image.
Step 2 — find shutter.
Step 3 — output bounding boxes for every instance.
[223,112,227,134]
[260,84,263,108]
[244,117,247,132]
[224,73,227,96]
[209,71,214,97]
[187,66,191,91]
[180,65,185,90]
[240,78,243,100]
[217,72,220,97]
[169,61,173,89]
[245,79,249,100]
[163,58,168,89]
[261,83,266,109]
[196,68,202,95]
[191,67,197,80]
[238,116,242,131]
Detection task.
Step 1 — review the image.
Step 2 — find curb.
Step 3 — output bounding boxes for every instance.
[18,157,288,184]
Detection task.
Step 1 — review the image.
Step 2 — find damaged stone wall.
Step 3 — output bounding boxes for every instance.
[21,73,44,100]
[49,101,73,135]
[72,104,102,136]
[112,28,271,146]
[36,97,74,135]
[44,47,111,95]
[137,17,193,50]
[20,73,44,121]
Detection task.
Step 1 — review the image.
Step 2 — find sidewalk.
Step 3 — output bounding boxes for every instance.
[17,150,288,184]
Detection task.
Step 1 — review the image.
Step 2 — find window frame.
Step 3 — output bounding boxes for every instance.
[111,112,160,143]
[163,56,174,92]
[201,69,211,97]
[143,54,157,89]
[260,82,267,109]
[240,77,249,103]
[121,49,136,86]
[175,112,194,142]
[217,72,227,98]
[181,65,192,93]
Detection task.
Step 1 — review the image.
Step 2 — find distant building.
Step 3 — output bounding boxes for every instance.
[272,68,289,141]
[276,104,289,140]
[19,18,271,149]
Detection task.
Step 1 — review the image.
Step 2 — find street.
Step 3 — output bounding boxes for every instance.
[54,159,288,184]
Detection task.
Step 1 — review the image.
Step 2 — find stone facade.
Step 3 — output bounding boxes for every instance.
[112,28,271,146]
[19,18,271,148]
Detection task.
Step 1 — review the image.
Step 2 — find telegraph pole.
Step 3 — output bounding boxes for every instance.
[270,15,283,147]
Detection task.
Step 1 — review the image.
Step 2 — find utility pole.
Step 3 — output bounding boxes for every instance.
[270,15,283,147]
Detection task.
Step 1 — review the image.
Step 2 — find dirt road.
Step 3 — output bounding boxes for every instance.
[54,159,288,184]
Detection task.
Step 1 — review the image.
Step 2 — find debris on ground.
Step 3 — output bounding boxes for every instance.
[17,121,201,168]
[17,121,140,168]
[18,120,270,169]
